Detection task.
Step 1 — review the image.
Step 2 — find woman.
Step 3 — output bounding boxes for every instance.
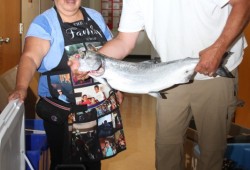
[8,0,126,169]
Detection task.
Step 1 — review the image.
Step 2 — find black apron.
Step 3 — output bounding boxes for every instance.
[40,7,126,163]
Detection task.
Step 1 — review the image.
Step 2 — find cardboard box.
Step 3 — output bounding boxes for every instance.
[0,66,39,118]
[0,66,18,112]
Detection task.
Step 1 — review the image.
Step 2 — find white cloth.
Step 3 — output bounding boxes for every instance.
[118,0,247,80]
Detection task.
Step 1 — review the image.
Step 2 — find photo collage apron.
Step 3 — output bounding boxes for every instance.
[44,7,126,163]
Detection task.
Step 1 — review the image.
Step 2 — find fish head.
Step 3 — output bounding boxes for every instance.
[78,51,105,76]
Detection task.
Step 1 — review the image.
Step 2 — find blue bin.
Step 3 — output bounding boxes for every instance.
[25,119,45,131]
[25,119,49,170]
[225,143,250,170]
[25,133,47,152]
[26,150,41,170]
[194,143,250,170]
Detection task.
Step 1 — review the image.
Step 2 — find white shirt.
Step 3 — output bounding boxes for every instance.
[95,91,105,102]
[119,0,247,80]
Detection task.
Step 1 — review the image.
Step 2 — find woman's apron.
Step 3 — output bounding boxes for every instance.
[41,7,126,163]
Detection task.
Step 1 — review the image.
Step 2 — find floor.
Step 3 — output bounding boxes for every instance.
[102,93,157,170]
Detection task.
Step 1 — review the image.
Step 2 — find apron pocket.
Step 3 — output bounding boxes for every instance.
[36,98,70,125]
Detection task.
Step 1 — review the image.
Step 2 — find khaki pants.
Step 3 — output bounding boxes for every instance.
[155,71,238,170]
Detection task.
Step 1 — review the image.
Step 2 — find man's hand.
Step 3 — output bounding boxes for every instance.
[194,47,224,77]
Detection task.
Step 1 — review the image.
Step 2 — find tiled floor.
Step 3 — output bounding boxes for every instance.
[102,93,157,170]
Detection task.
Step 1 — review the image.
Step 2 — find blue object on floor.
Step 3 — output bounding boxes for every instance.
[194,143,250,170]
[25,119,49,170]
[225,143,250,170]
[25,119,45,131]
[25,133,48,152]
[26,150,41,170]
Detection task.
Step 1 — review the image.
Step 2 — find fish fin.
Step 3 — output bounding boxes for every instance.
[152,57,161,63]
[148,92,167,99]
[139,60,155,64]
[93,77,114,89]
[160,93,168,99]
[139,57,161,64]
[102,78,114,89]
[215,52,235,78]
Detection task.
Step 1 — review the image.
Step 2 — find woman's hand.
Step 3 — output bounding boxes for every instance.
[8,87,27,103]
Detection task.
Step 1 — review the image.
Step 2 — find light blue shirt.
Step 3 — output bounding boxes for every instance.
[25,7,112,97]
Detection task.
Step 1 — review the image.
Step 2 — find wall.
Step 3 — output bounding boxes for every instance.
[89,0,100,11]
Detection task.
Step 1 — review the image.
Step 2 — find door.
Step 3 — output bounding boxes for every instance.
[235,25,250,129]
[0,0,21,74]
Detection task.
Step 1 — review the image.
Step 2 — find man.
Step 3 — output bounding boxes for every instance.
[68,0,249,169]
[97,0,250,170]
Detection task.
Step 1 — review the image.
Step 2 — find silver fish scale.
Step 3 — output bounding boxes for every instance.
[79,51,233,98]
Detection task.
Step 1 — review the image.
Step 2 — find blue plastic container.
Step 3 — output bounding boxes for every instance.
[26,150,41,170]
[194,143,250,170]
[25,133,47,152]
[25,119,48,170]
[25,119,45,131]
[225,143,250,170]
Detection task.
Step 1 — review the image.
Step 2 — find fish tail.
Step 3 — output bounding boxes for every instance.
[215,52,235,78]
[215,66,235,78]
